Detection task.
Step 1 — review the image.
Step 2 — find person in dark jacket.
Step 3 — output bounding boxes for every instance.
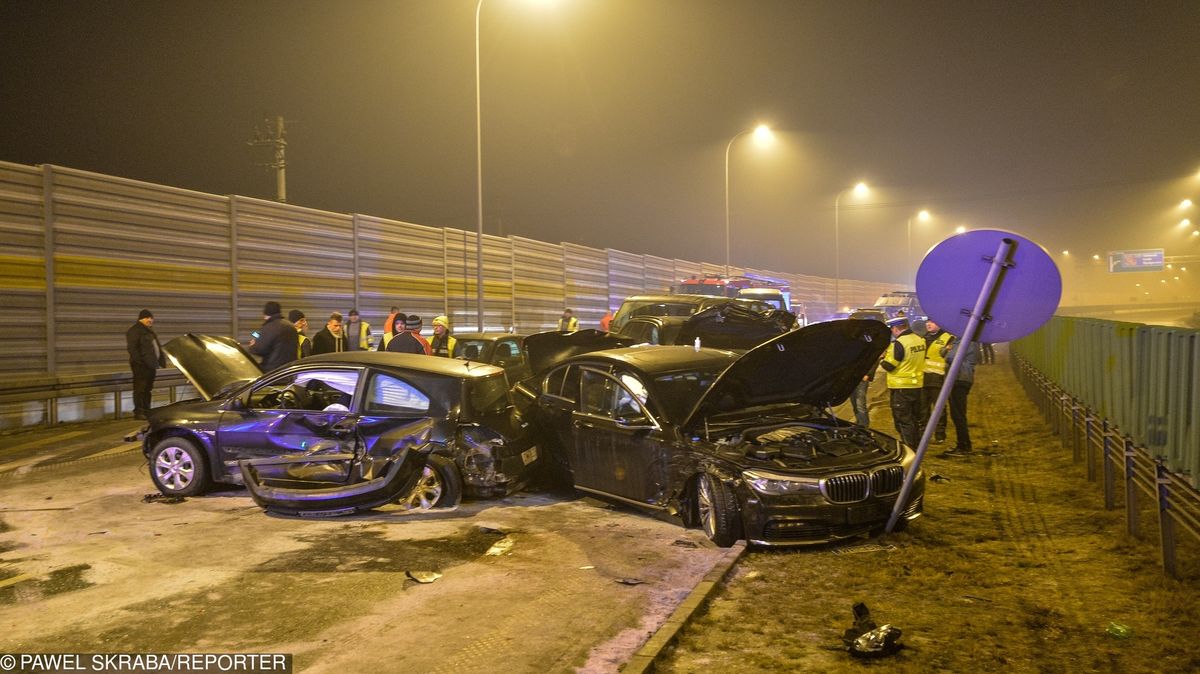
[289,309,312,359]
[312,312,348,355]
[249,301,298,373]
[386,315,428,355]
[943,339,981,454]
[126,309,166,419]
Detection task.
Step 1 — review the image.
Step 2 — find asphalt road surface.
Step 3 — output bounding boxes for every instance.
[0,420,736,673]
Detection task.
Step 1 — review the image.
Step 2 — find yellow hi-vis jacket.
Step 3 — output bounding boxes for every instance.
[924,330,953,377]
[883,331,926,389]
[355,321,372,349]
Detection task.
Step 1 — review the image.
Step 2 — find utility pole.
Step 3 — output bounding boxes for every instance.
[248,115,288,202]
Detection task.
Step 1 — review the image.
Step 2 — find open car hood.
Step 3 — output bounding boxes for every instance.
[674,303,797,351]
[523,329,635,376]
[162,333,263,401]
[682,319,890,431]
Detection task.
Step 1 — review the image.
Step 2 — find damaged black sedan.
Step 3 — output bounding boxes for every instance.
[141,334,537,514]
[519,321,924,547]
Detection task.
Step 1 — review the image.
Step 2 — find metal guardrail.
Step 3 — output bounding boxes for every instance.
[0,370,189,427]
[1014,355,1200,578]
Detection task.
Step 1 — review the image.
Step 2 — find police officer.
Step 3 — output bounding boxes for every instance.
[920,319,954,443]
[879,316,926,449]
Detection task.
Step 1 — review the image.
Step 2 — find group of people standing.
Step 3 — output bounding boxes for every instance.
[851,315,984,455]
[267,303,460,361]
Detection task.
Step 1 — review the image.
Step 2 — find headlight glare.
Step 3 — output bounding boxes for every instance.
[742,470,821,495]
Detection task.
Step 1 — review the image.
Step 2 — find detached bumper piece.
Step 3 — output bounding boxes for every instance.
[239,418,434,517]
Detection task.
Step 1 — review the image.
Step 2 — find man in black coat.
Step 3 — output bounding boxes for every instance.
[311,312,348,355]
[249,301,299,372]
[126,309,165,419]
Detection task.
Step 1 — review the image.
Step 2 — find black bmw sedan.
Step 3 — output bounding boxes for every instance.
[140,334,538,514]
[518,321,924,547]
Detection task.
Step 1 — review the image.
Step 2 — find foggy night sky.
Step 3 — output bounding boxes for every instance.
[2,0,1199,290]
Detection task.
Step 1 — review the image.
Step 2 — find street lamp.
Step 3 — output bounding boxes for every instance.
[724,124,773,274]
[475,0,558,330]
[906,209,931,281]
[834,181,869,311]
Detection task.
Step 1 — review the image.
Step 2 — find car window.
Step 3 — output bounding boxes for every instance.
[248,369,360,412]
[580,369,653,424]
[562,365,580,402]
[494,339,522,365]
[468,373,511,415]
[364,372,431,415]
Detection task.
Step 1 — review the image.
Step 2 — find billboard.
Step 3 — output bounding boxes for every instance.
[1108,249,1165,273]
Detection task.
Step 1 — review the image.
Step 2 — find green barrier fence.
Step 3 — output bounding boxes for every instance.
[1012,315,1198,487]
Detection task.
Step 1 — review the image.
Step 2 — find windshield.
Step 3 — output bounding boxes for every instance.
[468,373,511,416]
[652,366,725,423]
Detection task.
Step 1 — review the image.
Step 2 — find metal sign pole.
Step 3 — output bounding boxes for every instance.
[885,237,1017,534]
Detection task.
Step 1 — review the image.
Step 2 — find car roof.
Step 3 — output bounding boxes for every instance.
[302,351,505,379]
[622,294,726,303]
[453,332,526,340]
[569,345,737,375]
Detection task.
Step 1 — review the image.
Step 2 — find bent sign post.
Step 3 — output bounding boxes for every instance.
[885,230,1062,534]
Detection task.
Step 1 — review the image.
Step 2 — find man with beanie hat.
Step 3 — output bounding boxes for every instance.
[249,301,298,372]
[289,309,312,359]
[386,315,430,355]
[345,309,372,351]
[126,309,165,419]
[430,315,456,357]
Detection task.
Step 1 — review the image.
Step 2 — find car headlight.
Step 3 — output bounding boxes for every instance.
[742,469,821,496]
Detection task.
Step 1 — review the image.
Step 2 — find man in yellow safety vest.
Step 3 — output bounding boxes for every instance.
[920,319,954,443]
[879,315,926,449]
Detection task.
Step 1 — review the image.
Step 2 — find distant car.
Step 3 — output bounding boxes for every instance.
[847,308,888,323]
[452,332,531,383]
[618,303,797,351]
[609,294,777,332]
[140,335,538,515]
[517,320,925,547]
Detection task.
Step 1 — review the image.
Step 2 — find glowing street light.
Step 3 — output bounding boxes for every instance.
[1092,254,1101,260]
[1181,198,1194,210]
[1061,250,1070,256]
[1181,219,1192,227]
[834,182,870,310]
[906,209,933,281]
[474,0,559,330]
[724,123,774,273]
[955,225,967,234]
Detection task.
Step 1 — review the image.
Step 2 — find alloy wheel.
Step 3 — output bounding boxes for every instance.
[155,446,195,492]
[401,465,444,510]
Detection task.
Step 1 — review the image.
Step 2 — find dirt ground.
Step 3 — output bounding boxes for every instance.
[662,348,1200,673]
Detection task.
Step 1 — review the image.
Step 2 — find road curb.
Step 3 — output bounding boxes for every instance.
[622,541,748,673]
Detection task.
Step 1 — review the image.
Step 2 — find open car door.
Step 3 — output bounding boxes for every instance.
[239,418,434,517]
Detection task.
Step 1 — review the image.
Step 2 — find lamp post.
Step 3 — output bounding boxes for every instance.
[724,124,773,275]
[474,0,486,331]
[834,181,869,312]
[906,209,930,281]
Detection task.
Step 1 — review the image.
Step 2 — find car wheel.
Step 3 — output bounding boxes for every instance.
[696,473,739,548]
[400,454,462,510]
[149,436,210,496]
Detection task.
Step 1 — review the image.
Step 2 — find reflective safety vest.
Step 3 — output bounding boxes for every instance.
[297,333,310,359]
[884,331,926,389]
[356,321,372,349]
[924,331,953,377]
[558,316,579,332]
[431,334,457,358]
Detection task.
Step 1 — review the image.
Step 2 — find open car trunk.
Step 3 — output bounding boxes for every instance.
[239,418,434,517]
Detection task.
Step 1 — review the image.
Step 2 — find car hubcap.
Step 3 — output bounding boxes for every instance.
[697,477,716,537]
[402,465,443,510]
[155,446,194,491]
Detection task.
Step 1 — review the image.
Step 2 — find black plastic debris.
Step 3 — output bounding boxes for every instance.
[616,578,646,586]
[671,539,700,548]
[842,602,903,659]
[142,493,186,505]
[476,526,505,536]
[930,474,951,483]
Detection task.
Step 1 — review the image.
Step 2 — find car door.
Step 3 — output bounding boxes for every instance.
[216,367,362,476]
[572,367,667,504]
[353,369,441,454]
